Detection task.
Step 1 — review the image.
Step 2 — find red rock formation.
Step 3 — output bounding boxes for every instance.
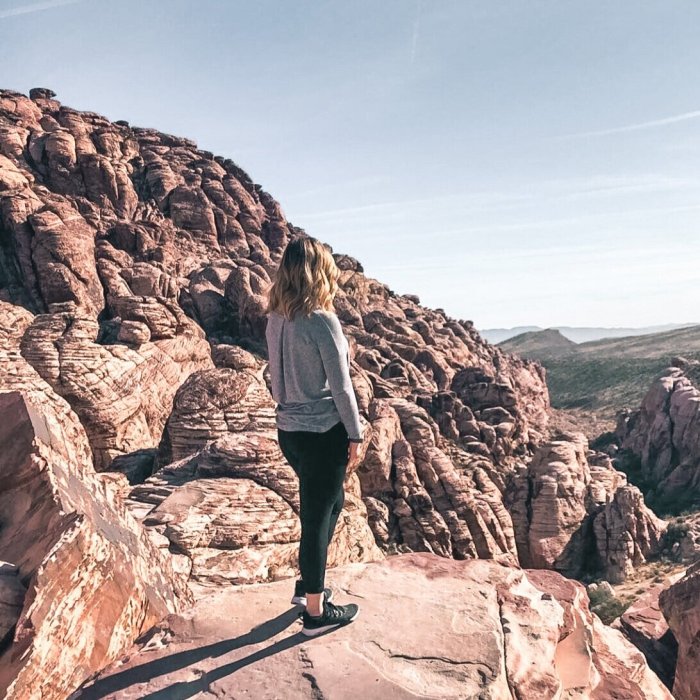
[616,359,700,512]
[612,573,683,689]
[0,87,554,570]
[659,560,700,700]
[0,391,191,700]
[506,431,666,582]
[129,429,383,592]
[77,552,672,699]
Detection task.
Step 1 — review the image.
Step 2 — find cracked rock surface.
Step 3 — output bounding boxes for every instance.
[76,552,671,700]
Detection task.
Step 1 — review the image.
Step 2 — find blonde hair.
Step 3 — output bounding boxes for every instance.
[265,236,340,320]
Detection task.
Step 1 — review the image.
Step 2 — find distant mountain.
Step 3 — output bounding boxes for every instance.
[498,324,700,425]
[480,322,700,344]
[497,328,577,360]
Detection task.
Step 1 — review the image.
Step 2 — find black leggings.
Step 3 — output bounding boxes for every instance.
[277,420,349,593]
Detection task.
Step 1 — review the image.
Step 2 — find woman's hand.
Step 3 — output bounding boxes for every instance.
[347,441,362,468]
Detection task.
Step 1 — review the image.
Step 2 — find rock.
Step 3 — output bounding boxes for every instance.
[117,319,151,345]
[130,430,383,591]
[659,560,700,700]
[593,484,666,583]
[156,366,275,467]
[18,311,213,470]
[663,512,700,563]
[76,552,672,699]
[29,88,56,100]
[0,87,673,694]
[0,563,24,646]
[357,398,519,563]
[616,363,700,512]
[612,573,684,689]
[0,391,191,700]
[506,432,666,582]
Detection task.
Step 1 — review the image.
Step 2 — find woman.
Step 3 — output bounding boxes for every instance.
[264,236,364,637]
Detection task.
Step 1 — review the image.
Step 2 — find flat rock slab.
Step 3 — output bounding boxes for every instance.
[75,552,670,700]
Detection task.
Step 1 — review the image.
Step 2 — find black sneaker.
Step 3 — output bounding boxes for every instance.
[301,600,360,636]
[291,579,333,606]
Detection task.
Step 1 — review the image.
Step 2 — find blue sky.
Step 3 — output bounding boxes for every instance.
[2,0,699,329]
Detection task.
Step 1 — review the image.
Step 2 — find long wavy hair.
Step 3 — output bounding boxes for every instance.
[265,236,340,320]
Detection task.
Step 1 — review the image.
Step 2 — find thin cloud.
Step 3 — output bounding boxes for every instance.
[559,109,700,138]
[0,0,83,19]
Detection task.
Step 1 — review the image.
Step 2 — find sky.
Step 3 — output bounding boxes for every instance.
[1,0,699,330]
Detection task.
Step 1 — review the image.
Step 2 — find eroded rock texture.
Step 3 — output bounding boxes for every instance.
[77,552,672,700]
[616,359,700,512]
[0,391,191,700]
[612,572,683,690]
[659,560,700,700]
[129,429,383,592]
[0,88,556,570]
[506,431,666,583]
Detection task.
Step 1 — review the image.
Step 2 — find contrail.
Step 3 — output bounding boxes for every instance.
[560,109,700,138]
[410,0,423,64]
[0,0,83,19]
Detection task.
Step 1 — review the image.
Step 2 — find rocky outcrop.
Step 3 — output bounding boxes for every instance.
[506,431,666,582]
[616,359,700,512]
[357,397,519,563]
[1,290,190,699]
[129,429,383,591]
[0,87,560,571]
[156,363,276,468]
[663,511,700,563]
[19,310,213,471]
[612,573,683,689]
[659,560,700,700]
[76,552,672,699]
[0,391,191,700]
[1,86,552,551]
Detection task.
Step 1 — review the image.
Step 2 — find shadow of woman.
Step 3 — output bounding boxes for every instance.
[74,606,320,699]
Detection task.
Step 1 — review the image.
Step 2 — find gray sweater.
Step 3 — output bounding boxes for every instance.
[265,308,364,441]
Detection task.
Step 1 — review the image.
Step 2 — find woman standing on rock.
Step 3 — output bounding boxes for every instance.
[264,236,364,636]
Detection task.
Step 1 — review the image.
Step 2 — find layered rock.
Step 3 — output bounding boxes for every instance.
[129,429,383,591]
[0,295,191,699]
[358,397,519,563]
[76,552,672,699]
[19,310,213,471]
[0,391,191,700]
[506,431,666,582]
[156,364,276,468]
[0,87,675,693]
[1,87,554,568]
[616,359,700,512]
[659,560,700,700]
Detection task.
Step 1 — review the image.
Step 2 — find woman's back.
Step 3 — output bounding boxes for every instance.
[265,308,363,441]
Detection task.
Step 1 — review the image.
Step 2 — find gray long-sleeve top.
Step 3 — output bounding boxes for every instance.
[265,308,364,441]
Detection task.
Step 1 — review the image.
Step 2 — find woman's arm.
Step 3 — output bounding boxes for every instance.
[312,312,364,442]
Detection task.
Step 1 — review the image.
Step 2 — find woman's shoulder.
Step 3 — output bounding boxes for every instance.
[309,308,340,327]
